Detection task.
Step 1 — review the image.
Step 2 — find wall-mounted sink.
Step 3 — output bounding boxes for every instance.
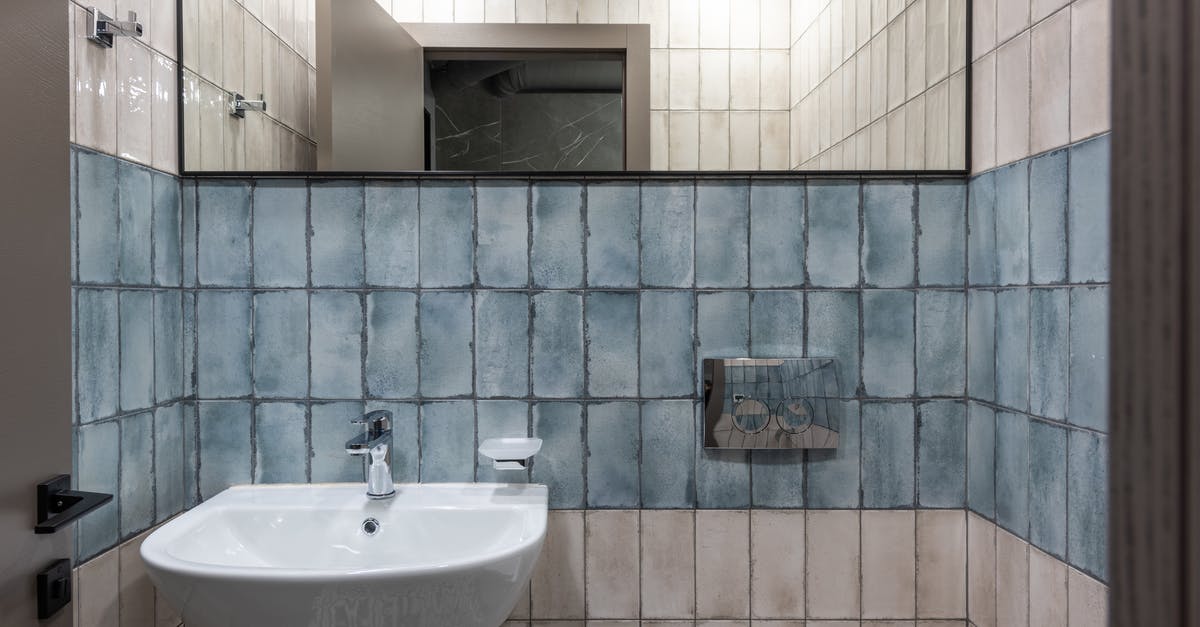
[141,483,547,627]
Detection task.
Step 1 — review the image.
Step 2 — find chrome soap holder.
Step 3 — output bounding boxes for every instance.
[86,8,143,48]
[702,358,842,450]
[231,94,268,118]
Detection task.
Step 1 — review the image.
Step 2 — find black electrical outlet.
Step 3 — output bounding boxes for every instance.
[37,559,71,620]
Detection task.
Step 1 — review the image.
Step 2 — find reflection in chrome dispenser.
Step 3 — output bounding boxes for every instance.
[702,358,841,449]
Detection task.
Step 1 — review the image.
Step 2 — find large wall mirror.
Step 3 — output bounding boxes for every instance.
[179,0,968,174]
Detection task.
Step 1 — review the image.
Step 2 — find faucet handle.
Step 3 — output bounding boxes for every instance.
[352,410,392,436]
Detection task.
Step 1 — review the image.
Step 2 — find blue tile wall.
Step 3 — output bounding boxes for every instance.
[77,150,120,284]
[806,400,861,508]
[418,182,475,288]
[253,290,309,398]
[420,291,475,397]
[918,181,967,286]
[310,291,364,399]
[310,182,366,287]
[586,402,641,507]
[639,291,695,396]
[196,291,253,398]
[862,290,915,397]
[749,182,805,287]
[475,182,529,288]
[806,290,860,394]
[586,183,640,288]
[254,402,308,483]
[198,401,252,500]
[119,411,154,536]
[196,182,252,287]
[585,292,639,397]
[366,291,419,398]
[252,181,308,288]
[916,290,966,396]
[532,291,585,397]
[312,401,366,482]
[117,163,153,285]
[76,420,119,559]
[965,133,1112,582]
[749,290,805,358]
[475,291,530,397]
[153,403,185,521]
[152,172,182,287]
[862,401,916,508]
[365,183,419,287]
[806,181,860,287]
[532,402,585,508]
[119,291,155,411]
[640,182,695,287]
[640,400,696,508]
[695,181,750,288]
[531,183,585,288]
[917,400,967,508]
[862,182,915,287]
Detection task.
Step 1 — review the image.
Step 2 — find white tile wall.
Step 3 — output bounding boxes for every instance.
[791,0,968,170]
[971,0,1112,173]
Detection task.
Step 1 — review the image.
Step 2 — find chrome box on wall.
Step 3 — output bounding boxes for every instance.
[702,358,841,450]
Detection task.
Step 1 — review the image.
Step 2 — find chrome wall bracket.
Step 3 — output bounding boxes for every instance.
[231,93,268,118]
[86,8,143,48]
[702,358,842,449]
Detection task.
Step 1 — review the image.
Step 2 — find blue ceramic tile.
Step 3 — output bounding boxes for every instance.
[862,290,915,398]
[995,288,1030,412]
[749,182,805,288]
[967,172,997,286]
[254,402,308,484]
[154,403,184,521]
[119,411,154,535]
[806,400,861,508]
[1068,430,1108,580]
[640,400,696,508]
[1069,286,1109,432]
[422,398,477,480]
[640,291,695,397]
[76,421,119,559]
[476,182,529,288]
[1029,419,1068,558]
[696,403,751,509]
[118,161,153,285]
[364,401,420,483]
[918,181,967,286]
[967,290,996,402]
[154,290,183,402]
[182,402,198,508]
[197,291,252,398]
[861,402,916,508]
[77,289,119,422]
[532,183,585,288]
[695,181,749,288]
[420,292,475,397]
[862,182,915,287]
[311,401,366,482]
[586,292,638,397]
[181,181,197,287]
[640,182,695,288]
[310,291,364,399]
[807,291,860,396]
[1068,134,1111,283]
[751,449,805,508]
[420,182,475,288]
[917,400,966,508]
[697,291,750,394]
[198,401,252,500]
[196,182,252,286]
[750,290,805,358]
[253,291,309,398]
[366,291,419,398]
[916,290,966,396]
[77,150,120,284]
[586,183,639,288]
[532,402,585,508]
[995,411,1029,537]
[587,402,641,507]
[995,162,1030,286]
[807,181,861,287]
[966,402,996,517]
[183,292,195,397]
[1029,150,1068,284]
[310,182,365,287]
[152,172,181,287]
[70,149,77,280]
[252,181,308,288]
[1030,288,1069,420]
[365,182,419,287]
[475,291,530,398]
[531,291,585,398]
[476,401,530,484]
[119,290,154,411]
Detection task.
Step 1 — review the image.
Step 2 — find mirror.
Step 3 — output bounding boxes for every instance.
[180,0,968,174]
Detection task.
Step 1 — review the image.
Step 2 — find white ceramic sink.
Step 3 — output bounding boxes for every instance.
[141,483,547,627]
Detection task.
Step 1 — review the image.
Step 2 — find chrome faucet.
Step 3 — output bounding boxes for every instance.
[346,410,396,499]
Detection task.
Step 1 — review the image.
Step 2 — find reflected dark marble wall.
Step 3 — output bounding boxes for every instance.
[434,87,623,172]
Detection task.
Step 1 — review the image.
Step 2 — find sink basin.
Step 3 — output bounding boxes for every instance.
[141,483,547,627]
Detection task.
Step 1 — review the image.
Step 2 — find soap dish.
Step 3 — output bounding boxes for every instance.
[479,438,543,470]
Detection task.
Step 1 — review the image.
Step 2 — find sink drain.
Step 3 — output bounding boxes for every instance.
[361,517,381,536]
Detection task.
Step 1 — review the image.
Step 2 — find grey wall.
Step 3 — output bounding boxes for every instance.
[964,133,1111,582]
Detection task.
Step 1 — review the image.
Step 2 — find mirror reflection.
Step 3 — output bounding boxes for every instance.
[180,0,968,173]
